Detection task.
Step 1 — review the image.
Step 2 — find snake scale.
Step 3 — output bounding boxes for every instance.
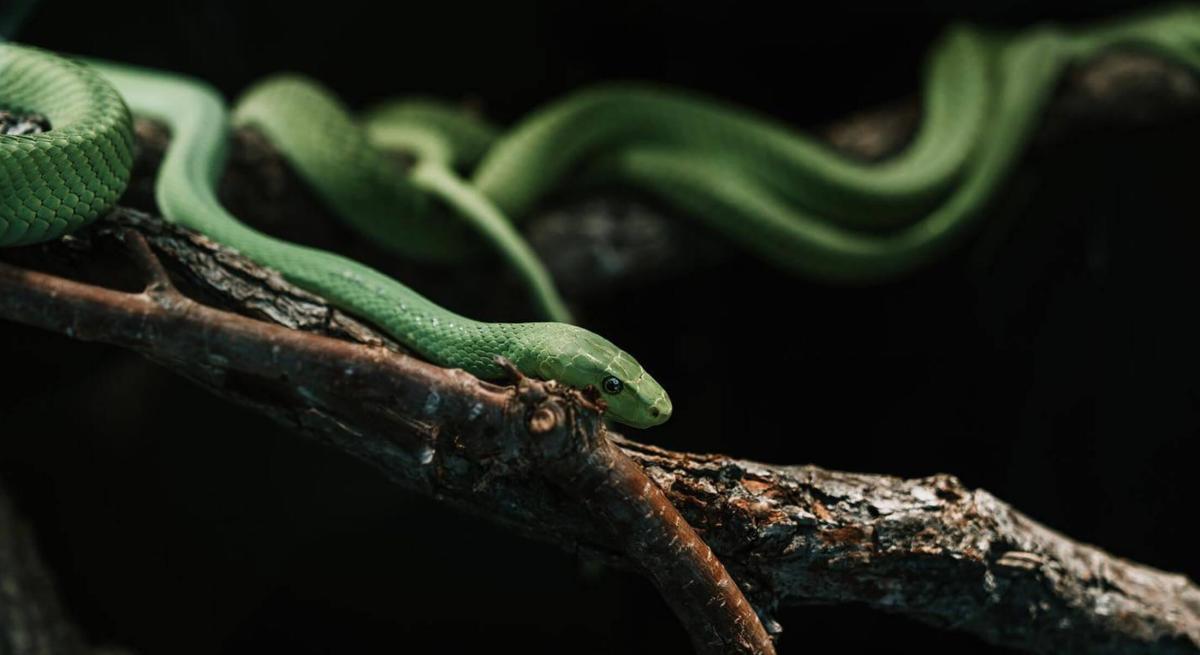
[2,6,1198,428]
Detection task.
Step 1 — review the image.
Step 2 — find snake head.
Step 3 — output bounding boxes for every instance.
[516,324,672,429]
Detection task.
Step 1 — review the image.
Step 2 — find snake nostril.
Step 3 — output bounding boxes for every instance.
[649,407,660,418]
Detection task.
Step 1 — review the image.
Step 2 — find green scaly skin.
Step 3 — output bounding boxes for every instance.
[2,6,1199,429]
[467,8,1200,280]
[87,61,670,428]
[0,45,669,428]
[229,75,572,323]
[0,45,132,245]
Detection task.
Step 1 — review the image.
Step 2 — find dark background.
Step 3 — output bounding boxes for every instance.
[3,0,1198,652]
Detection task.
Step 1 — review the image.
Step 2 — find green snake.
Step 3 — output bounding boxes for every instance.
[2,6,1198,429]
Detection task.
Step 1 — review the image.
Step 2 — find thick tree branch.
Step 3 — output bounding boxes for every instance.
[1,208,1197,654]
[624,442,1200,654]
[510,366,776,654]
[0,223,776,655]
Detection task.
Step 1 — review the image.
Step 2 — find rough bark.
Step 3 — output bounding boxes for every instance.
[0,222,776,655]
[625,443,1200,654]
[1,207,1197,654]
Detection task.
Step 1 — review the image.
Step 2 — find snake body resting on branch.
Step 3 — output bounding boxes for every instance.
[1,6,1198,428]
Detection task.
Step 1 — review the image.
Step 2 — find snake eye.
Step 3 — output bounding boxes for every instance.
[601,376,624,394]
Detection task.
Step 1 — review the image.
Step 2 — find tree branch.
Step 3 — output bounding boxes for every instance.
[510,365,777,654]
[1,207,1197,653]
[0,482,111,655]
[0,222,777,654]
[622,442,1200,654]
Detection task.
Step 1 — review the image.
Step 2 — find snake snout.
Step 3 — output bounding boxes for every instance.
[646,394,673,425]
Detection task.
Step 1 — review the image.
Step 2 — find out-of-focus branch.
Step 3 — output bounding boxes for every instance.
[0,484,96,655]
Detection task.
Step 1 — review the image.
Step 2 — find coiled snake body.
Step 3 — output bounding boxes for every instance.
[2,6,1198,428]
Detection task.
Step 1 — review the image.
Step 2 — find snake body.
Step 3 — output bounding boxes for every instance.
[0,46,131,246]
[2,6,1199,429]
[471,9,1198,279]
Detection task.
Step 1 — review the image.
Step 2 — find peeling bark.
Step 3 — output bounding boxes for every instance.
[624,443,1200,654]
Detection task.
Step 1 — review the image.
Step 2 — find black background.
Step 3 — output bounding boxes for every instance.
[3,0,1198,653]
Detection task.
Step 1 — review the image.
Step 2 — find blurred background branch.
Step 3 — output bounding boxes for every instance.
[0,484,129,655]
